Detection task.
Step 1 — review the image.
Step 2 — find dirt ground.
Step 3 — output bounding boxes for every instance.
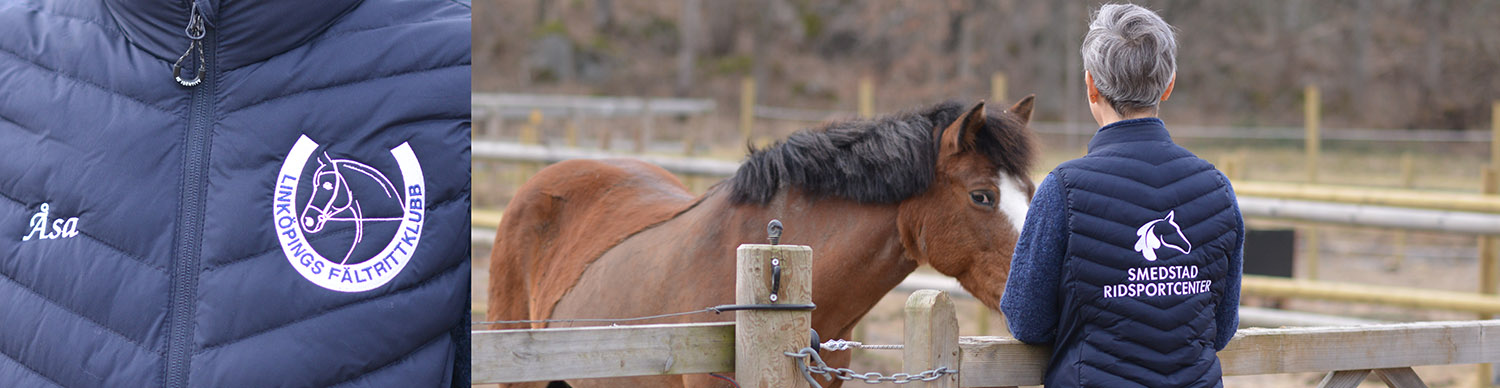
[473,117,1499,387]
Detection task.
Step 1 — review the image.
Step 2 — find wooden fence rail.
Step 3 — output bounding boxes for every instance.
[474,242,810,385]
[471,93,715,119]
[471,322,734,383]
[472,288,1500,387]
[959,319,1500,387]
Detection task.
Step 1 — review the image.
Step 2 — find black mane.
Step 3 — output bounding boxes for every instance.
[728,101,1037,204]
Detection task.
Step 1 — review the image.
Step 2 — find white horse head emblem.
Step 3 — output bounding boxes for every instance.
[1134,210,1192,261]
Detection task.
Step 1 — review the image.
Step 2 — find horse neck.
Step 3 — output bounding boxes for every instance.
[692,187,919,336]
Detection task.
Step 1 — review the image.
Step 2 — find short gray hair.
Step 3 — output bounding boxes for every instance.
[1081,4,1177,115]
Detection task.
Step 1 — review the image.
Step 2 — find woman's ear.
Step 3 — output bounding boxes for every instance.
[1160,72,1176,102]
[1085,71,1100,104]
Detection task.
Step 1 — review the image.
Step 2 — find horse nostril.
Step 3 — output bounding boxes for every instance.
[304,217,317,228]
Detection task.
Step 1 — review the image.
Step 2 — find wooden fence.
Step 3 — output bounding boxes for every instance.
[475,286,1500,387]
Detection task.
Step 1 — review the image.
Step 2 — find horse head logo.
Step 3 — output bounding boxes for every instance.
[1134,210,1192,261]
[299,151,405,264]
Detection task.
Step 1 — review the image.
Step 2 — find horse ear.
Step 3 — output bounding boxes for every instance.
[1165,210,1176,222]
[1008,95,1035,126]
[941,102,986,156]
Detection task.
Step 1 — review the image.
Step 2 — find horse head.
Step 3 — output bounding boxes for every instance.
[1135,210,1192,261]
[897,97,1038,310]
[301,152,351,234]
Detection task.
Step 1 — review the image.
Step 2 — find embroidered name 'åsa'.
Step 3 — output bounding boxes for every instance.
[22,203,79,241]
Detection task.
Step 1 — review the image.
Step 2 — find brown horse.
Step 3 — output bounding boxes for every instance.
[488,98,1039,388]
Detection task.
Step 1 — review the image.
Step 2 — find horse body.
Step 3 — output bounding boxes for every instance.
[548,187,914,387]
[488,158,699,329]
[489,98,1039,388]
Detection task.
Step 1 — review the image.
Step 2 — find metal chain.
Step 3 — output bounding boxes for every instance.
[820,339,903,351]
[784,347,955,387]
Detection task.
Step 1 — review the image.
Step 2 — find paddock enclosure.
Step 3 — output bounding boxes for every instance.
[473,242,1500,387]
[472,88,1500,387]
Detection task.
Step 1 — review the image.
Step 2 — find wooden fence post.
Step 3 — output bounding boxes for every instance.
[736,243,813,387]
[517,109,544,188]
[1483,100,1500,388]
[858,77,874,118]
[740,77,756,145]
[565,114,579,148]
[681,114,697,156]
[1303,86,1322,281]
[1386,152,1415,270]
[635,100,653,154]
[522,109,542,145]
[1305,227,1320,280]
[904,290,960,388]
[484,106,504,139]
[1305,85,1321,184]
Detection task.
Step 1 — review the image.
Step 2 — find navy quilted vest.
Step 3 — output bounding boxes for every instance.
[1047,118,1236,388]
[0,1,470,386]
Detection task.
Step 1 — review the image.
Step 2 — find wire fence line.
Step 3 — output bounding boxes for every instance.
[476,93,1495,144]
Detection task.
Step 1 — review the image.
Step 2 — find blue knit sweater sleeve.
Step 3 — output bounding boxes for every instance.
[1001,172,1068,344]
[1215,173,1244,350]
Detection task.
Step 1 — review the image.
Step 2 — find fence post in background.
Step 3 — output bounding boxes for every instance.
[517,109,544,188]
[904,290,959,388]
[1305,227,1320,280]
[1389,152,1415,269]
[635,100,653,154]
[1482,101,1500,388]
[974,303,991,336]
[1236,150,1249,180]
[736,242,813,387]
[740,77,756,145]
[485,106,504,139]
[681,113,700,193]
[682,114,697,156]
[1301,85,1321,281]
[1218,155,1239,183]
[991,72,1007,105]
[858,77,874,118]
[565,113,579,148]
[1304,85,1321,184]
[522,109,542,145]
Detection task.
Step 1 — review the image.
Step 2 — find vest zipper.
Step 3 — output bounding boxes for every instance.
[166,3,214,387]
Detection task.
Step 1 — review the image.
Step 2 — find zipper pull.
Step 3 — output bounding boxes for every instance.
[172,3,206,87]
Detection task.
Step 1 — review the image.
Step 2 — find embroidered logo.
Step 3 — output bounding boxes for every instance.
[273,135,425,292]
[1104,210,1210,299]
[21,203,79,241]
[1133,210,1192,262]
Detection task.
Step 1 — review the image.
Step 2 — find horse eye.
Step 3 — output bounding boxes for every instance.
[970,191,995,207]
[322,182,333,190]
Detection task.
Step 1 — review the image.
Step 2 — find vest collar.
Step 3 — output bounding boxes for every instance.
[105,0,364,70]
[1087,117,1172,153]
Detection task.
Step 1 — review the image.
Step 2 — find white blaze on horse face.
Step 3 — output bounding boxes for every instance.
[998,172,1029,234]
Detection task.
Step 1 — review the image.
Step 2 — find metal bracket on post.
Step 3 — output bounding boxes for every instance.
[768,219,783,302]
[770,257,781,302]
[767,219,783,245]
